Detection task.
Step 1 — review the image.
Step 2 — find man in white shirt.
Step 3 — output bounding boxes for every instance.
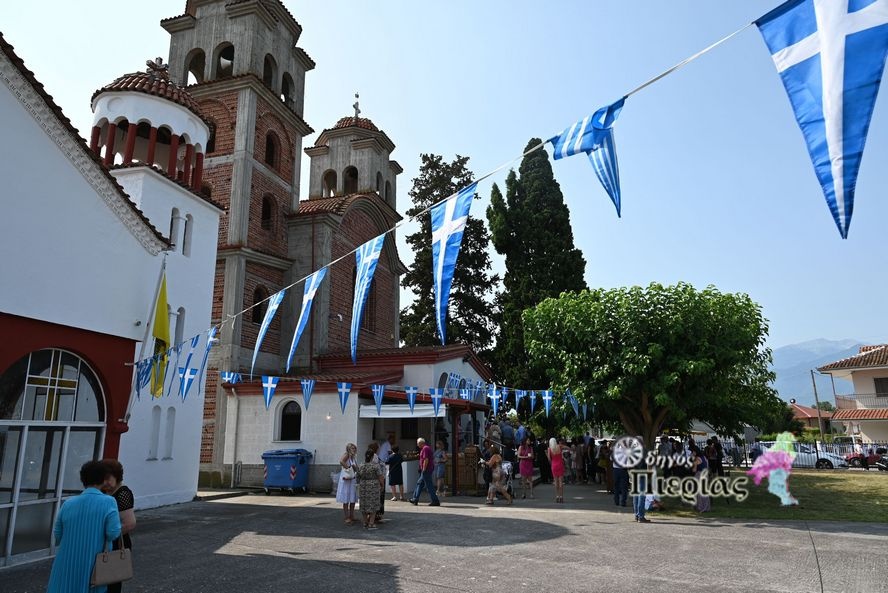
[378,434,395,463]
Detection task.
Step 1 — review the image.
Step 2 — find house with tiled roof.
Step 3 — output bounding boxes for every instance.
[790,401,833,431]
[818,345,888,442]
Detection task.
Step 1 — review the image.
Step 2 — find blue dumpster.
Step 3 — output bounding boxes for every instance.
[261,449,313,494]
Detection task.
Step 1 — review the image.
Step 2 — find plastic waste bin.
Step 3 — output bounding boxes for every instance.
[261,449,313,494]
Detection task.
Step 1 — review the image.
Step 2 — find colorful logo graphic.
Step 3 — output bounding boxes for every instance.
[746,432,798,506]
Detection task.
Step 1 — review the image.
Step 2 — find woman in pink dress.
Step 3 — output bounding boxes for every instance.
[517,436,535,499]
[547,437,567,503]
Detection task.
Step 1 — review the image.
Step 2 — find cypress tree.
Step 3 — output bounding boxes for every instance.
[400,154,498,355]
[487,138,587,387]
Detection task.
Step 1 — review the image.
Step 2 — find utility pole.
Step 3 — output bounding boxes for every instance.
[810,369,826,449]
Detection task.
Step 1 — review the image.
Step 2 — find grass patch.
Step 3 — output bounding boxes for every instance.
[658,470,888,522]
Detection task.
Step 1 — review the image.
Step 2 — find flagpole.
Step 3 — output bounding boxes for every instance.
[122,255,168,423]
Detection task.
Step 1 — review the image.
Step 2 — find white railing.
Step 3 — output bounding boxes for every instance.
[834,393,888,409]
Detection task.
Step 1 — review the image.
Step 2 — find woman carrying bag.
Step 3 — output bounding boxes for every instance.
[101,460,136,593]
[336,443,359,525]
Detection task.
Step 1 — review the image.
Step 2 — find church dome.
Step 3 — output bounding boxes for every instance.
[92,58,206,122]
[332,116,379,132]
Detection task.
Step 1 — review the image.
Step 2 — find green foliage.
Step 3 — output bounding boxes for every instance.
[759,405,806,436]
[400,154,498,355]
[486,139,587,387]
[814,401,835,412]
[523,282,783,448]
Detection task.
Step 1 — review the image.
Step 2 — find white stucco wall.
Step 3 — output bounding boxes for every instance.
[0,81,157,341]
[113,167,221,509]
[849,369,888,399]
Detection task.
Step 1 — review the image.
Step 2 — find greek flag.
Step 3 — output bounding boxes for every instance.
[220,371,239,384]
[757,0,888,238]
[301,378,315,410]
[582,403,588,420]
[501,386,509,405]
[549,99,625,216]
[542,390,553,417]
[166,342,183,397]
[529,390,537,414]
[459,388,471,400]
[179,336,199,397]
[286,269,327,372]
[429,388,445,417]
[179,367,198,401]
[566,390,579,417]
[372,384,386,415]
[135,359,152,399]
[251,290,286,378]
[430,183,477,344]
[197,326,218,393]
[405,386,418,414]
[475,380,485,402]
[488,385,500,417]
[337,382,352,414]
[261,376,279,409]
[351,235,386,363]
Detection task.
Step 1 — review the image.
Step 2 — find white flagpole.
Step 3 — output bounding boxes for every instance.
[122,255,168,423]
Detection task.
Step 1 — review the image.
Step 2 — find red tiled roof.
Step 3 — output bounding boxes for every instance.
[0,33,167,246]
[832,408,888,421]
[333,116,379,132]
[92,59,207,123]
[791,402,832,419]
[294,192,401,223]
[818,345,888,372]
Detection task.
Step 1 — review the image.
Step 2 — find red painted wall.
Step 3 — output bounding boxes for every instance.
[0,312,136,457]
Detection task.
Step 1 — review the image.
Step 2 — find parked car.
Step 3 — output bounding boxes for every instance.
[833,435,883,467]
[759,441,848,469]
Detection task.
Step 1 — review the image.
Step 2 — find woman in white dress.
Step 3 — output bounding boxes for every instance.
[337,443,359,524]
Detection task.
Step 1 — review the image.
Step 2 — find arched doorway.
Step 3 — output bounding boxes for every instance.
[0,349,106,565]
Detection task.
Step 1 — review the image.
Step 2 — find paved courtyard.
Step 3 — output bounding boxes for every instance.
[2,483,886,593]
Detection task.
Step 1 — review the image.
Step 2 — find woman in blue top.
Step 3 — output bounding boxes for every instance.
[433,440,447,497]
[47,460,122,593]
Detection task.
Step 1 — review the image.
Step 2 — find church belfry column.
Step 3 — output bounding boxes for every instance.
[167,133,180,177]
[123,122,138,164]
[89,126,101,154]
[102,125,116,167]
[146,127,158,166]
[226,89,257,245]
[183,143,194,185]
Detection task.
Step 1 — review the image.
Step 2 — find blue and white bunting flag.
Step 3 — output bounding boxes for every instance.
[501,386,509,405]
[351,235,386,363]
[135,359,152,399]
[337,382,352,414]
[179,367,198,401]
[757,0,888,238]
[515,389,526,404]
[430,183,477,344]
[220,370,239,384]
[475,380,485,401]
[286,269,327,372]
[542,390,553,417]
[405,386,418,414]
[300,378,316,410]
[166,342,183,397]
[487,384,499,417]
[566,389,579,417]
[549,99,625,216]
[459,388,470,400]
[251,290,286,378]
[197,326,218,394]
[261,375,279,409]
[372,384,386,416]
[529,390,537,414]
[179,338,198,397]
[582,403,588,420]
[429,387,445,417]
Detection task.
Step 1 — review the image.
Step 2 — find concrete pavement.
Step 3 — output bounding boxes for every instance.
[2,482,886,593]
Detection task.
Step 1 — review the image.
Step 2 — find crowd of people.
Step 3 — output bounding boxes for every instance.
[46,459,136,593]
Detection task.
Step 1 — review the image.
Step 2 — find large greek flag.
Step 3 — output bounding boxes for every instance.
[351,235,386,363]
[251,289,286,378]
[430,183,477,344]
[757,0,888,238]
[286,269,327,372]
[549,99,625,216]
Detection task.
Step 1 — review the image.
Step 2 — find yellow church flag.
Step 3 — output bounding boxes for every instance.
[151,273,170,398]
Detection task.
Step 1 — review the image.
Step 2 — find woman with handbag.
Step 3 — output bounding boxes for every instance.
[356,449,384,529]
[47,460,122,593]
[336,443,359,525]
[101,460,136,593]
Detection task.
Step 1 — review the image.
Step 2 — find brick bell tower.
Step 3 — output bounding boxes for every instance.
[161,0,314,476]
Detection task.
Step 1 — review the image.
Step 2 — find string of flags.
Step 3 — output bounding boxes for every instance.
[133,0,888,396]
[135,323,218,402]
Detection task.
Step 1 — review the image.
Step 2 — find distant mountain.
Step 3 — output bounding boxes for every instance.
[770,338,861,406]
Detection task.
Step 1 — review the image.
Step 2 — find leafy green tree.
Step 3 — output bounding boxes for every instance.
[760,405,806,435]
[813,401,835,412]
[400,154,498,355]
[523,283,784,447]
[487,139,587,387]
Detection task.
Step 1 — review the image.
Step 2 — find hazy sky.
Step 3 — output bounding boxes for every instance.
[3,1,887,349]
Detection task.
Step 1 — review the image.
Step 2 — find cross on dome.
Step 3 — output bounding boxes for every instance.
[145,57,170,79]
[353,92,361,118]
